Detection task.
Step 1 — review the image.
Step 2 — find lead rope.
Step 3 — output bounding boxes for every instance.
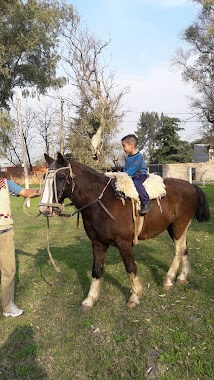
[23,194,60,273]
[46,216,60,273]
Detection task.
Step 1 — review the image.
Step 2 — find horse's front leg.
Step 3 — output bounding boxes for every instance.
[81,241,108,312]
[118,241,143,308]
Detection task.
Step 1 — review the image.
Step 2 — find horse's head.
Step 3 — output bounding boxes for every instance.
[39,153,74,216]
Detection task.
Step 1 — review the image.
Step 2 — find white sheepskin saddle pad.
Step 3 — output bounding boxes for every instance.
[105,172,166,201]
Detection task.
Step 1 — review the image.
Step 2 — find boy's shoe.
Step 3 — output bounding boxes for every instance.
[139,202,152,215]
[3,302,24,318]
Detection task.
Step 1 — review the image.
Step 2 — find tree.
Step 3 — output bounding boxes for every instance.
[172,0,214,133]
[35,104,60,157]
[0,0,75,109]
[1,105,38,168]
[150,115,193,163]
[135,112,161,162]
[0,110,15,159]
[61,20,129,160]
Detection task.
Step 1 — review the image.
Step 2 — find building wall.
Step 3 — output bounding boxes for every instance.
[0,158,13,168]
[163,162,214,181]
[0,166,46,184]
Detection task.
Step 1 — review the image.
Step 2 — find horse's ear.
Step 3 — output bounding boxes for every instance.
[57,152,66,166]
[44,153,54,165]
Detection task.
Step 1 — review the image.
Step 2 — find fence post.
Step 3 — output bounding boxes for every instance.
[188,167,192,184]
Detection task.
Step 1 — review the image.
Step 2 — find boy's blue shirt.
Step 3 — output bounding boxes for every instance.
[124,152,147,177]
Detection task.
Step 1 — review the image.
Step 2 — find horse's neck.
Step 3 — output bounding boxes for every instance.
[71,161,106,207]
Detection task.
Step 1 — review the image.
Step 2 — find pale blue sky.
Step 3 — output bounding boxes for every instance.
[70,0,201,141]
[73,0,197,75]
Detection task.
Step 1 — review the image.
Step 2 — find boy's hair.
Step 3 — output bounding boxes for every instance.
[121,134,138,147]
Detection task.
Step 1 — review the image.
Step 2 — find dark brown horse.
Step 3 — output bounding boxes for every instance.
[39,153,210,310]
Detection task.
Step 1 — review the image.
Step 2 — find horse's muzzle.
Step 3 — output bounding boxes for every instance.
[39,204,64,216]
[39,205,53,216]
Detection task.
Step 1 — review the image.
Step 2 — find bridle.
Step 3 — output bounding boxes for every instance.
[39,164,74,214]
[39,163,115,221]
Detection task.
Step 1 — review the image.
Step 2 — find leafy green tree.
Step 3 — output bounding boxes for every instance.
[172,0,214,133]
[135,112,161,162]
[0,0,75,109]
[151,116,193,163]
[0,110,15,159]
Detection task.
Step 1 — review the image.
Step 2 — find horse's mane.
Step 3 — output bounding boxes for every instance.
[69,159,106,182]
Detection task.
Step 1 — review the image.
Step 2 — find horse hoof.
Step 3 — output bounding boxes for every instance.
[176,278,188,285]
[80,304,92,313]
[163,284,173,292]
[126,301,138,308]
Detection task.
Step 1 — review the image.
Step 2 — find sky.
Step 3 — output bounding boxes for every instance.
[69,0,202,142]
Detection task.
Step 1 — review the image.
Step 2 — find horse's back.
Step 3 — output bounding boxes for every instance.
[140,178,199,240]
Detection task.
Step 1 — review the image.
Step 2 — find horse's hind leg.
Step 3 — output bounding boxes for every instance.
[163,226,189,290]
[81,241,108,311]
[118,241,143,308]
[177,250,190,284]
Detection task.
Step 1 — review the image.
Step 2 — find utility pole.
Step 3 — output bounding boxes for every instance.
[50,123,55,158]
[59,98,64,155]
[16,93,30,207]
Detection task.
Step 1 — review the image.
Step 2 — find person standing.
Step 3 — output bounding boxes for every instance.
[0,178,41,317]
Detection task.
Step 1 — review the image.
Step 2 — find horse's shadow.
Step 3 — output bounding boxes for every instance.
[16,237,170,301]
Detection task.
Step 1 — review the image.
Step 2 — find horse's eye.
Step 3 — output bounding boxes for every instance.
[58,175,65,181]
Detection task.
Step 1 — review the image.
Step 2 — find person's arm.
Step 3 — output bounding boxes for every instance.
[18,188,41,198]
[7,179,41,198]
[124,154,143,176]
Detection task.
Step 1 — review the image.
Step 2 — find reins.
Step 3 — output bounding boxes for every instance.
[67,178,115,221]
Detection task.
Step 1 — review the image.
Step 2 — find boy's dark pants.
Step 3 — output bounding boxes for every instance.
[132,175,149,205]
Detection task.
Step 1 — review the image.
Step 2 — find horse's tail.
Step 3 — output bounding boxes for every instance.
[193,185,210,222]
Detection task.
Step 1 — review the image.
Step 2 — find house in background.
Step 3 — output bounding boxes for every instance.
[148,144,214,182]
[194,144,214,163]
[0,158,15,171]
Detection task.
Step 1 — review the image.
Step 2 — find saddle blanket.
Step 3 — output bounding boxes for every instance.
[105,172,166,202]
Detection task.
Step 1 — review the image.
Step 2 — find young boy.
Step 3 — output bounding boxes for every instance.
[121,134,151,215]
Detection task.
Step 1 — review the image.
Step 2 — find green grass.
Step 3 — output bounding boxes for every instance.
[0,186,213,380]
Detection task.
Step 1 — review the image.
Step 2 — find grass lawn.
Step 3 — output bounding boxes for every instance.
[0,185,213,380]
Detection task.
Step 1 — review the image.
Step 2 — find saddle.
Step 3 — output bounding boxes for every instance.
[106,172,166,206]
[106,172,167,244]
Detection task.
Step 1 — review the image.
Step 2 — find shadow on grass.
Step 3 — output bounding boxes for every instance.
[16,236,172,300]
[0,325,48,380]
[15,225,213,310]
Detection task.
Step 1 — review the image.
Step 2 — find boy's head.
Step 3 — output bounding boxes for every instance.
[121,134,138,154]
